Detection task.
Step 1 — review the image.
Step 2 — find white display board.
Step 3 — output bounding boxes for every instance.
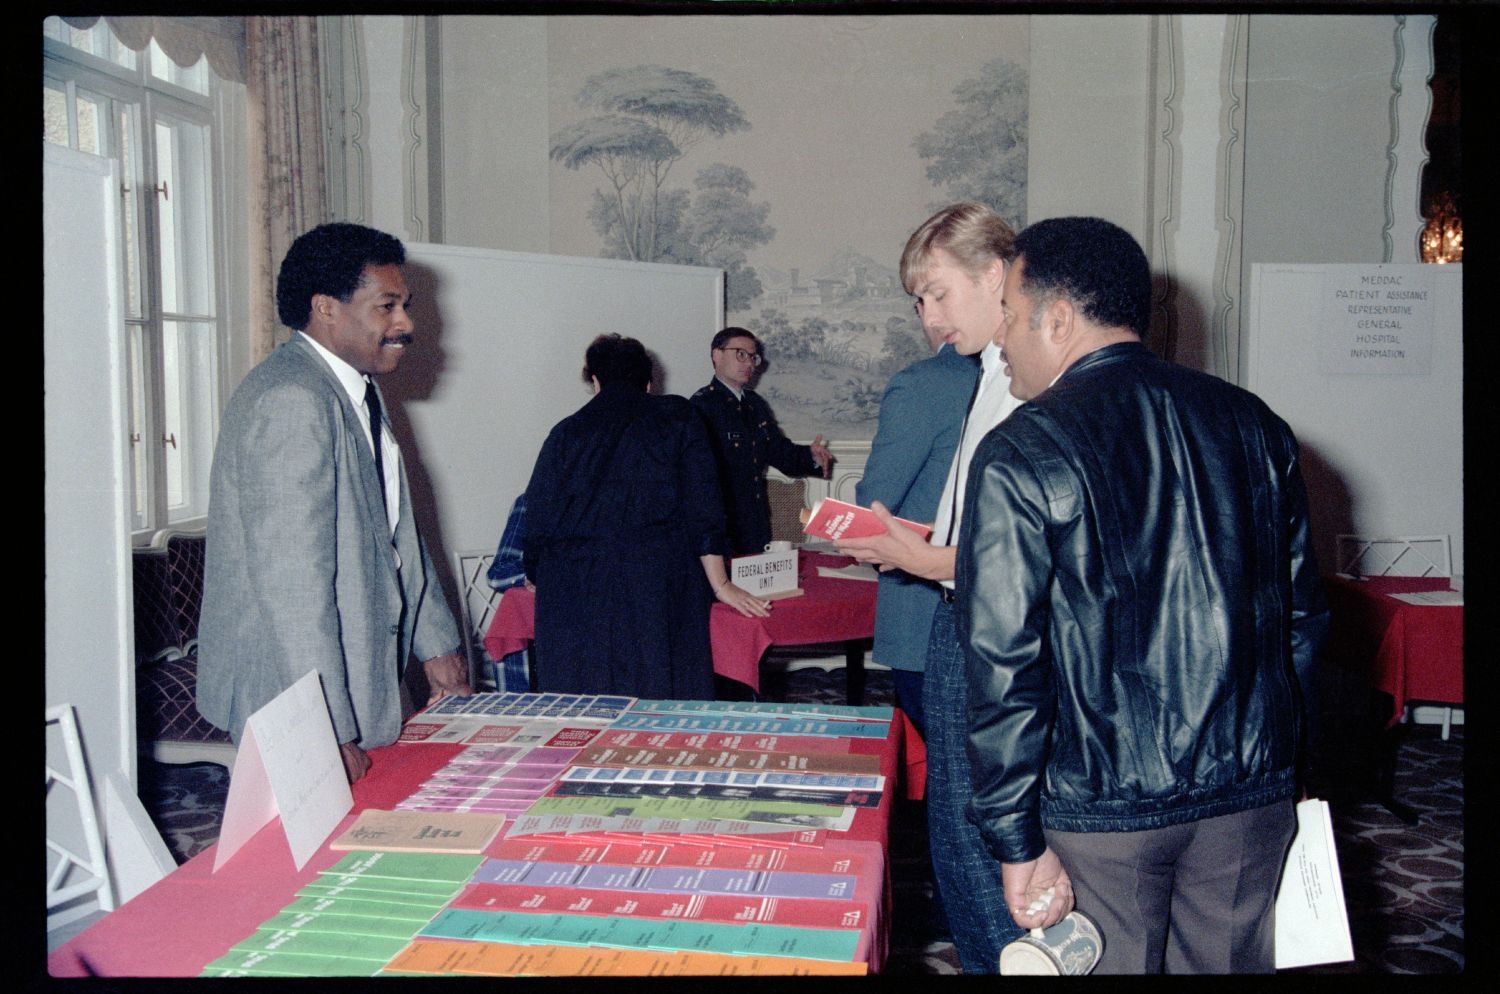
[45,143,175,912]
[1246,263,1463,575]
[45,145,135,789]
[383,243,725,590]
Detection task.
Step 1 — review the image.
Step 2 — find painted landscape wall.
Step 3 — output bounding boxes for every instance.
[545,15,1029,438]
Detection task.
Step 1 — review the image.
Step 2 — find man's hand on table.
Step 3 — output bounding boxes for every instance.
[423,651,473,705]
[716,580,772,618]
[339,741,371,784]
[832,500,957,581]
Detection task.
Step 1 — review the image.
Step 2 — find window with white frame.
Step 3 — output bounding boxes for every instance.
[43,17,237,538]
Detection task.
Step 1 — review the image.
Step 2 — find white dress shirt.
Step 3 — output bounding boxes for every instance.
[931,341,1025,590]
[299,332,401,535]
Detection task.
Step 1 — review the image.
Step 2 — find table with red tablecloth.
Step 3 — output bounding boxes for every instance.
[485,551,877,695]
[48,710,905,977]
[1322,574,1464,727]
[483,551,926,797]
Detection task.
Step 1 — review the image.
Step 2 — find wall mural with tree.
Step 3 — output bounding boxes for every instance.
[547,17,1029,438]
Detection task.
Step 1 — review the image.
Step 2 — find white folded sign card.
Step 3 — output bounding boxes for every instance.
[731,548,801,598]
[213,670,353,872]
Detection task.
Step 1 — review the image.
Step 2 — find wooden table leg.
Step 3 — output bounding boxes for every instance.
[844,639,866,706]
[1366,690,1420,825]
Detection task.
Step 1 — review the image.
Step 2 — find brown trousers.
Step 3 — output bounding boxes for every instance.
[1045,800,1296,974]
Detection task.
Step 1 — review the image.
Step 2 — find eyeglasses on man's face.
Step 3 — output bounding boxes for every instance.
[717,346,763,367]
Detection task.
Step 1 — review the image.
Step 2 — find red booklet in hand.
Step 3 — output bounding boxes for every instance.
[801,497,933,542]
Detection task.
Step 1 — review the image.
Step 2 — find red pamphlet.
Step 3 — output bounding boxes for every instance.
[802,497,932,542]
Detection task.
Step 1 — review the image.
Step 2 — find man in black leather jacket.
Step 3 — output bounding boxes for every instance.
[958,217,1329,973]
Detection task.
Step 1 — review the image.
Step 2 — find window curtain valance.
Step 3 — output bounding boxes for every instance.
[61,16,247,83]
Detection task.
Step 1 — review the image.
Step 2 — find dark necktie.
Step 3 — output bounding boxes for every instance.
[944,372,985,546]
[364,379,389,520]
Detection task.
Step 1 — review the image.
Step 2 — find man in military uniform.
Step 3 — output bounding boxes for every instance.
[690,327,833,555]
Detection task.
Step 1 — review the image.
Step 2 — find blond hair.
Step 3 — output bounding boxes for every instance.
[899,201,1018,293]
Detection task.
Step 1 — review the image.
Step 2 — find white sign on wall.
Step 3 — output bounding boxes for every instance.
[1247,263,1462,577]
[1317,264,1437,375]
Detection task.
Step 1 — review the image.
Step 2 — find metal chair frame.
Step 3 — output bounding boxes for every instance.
[46,704,115,930]
[453,550,505,691]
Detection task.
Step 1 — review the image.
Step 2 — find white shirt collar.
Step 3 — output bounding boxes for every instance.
[715,375,744,401]
[979,340,1004,377]
[299,331,370,405]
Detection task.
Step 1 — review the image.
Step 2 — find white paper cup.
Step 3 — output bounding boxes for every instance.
[998,910,1104,975]
[764,540,794,552]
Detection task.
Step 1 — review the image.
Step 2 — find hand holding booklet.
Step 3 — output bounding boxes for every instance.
[802,497,932,542]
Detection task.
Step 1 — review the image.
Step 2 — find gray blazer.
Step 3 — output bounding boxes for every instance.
[197,335,459,749]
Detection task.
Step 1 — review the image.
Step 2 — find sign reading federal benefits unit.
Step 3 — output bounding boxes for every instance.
[1319,264,1437,375]
[731,548,802,599]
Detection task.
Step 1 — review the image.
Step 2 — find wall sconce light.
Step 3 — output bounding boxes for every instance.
[1420,192,1463,264]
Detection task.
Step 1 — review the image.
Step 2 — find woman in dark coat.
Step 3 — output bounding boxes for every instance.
[522,334,770,698]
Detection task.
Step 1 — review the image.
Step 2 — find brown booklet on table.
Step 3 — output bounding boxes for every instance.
[328,808,505,854]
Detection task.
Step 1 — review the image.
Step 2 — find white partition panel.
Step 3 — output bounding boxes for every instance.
[46,143,174,912]
[383,243,725,597]
[1246,264,1463,576]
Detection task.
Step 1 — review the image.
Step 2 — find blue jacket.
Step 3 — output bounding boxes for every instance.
[957,343,1328,861]
[856,345,980,670]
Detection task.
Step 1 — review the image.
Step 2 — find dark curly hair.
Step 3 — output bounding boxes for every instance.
[582,334,652,390]
[275,223,406,330]
[1013,217,1151,337]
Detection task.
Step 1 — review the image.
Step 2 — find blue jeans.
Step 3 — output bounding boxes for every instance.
[923,598,1023,973]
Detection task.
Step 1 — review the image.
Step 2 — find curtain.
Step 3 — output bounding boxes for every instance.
[61,16,246,82]
[246,17,328,363]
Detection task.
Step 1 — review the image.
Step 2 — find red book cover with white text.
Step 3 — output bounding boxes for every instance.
[491,837,866,874]
[801,497,932,542]
[452,882,869,929]
[593,728,853,755]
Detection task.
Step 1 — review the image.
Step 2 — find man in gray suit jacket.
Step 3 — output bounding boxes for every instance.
[198,223,470,784]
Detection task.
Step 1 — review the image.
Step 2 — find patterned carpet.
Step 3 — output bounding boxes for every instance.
[136,664,1463,975]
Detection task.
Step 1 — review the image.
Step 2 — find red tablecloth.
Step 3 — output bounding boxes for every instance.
[485,553,927,799]
[1322,574,1464,727]
[485,551,877,693]
[48,714,904,978]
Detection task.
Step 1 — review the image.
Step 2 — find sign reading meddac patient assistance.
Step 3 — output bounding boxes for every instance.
[1318,264,1437,375]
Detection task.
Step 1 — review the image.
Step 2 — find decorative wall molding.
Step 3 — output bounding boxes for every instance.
[1147,15,1249,383]
[1384,15,1437,263]
[400,15,432,243]
[1147,15,1182,363]
[1213,15,1249,385]
[319,15,370,223]
[425,16,444,245]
